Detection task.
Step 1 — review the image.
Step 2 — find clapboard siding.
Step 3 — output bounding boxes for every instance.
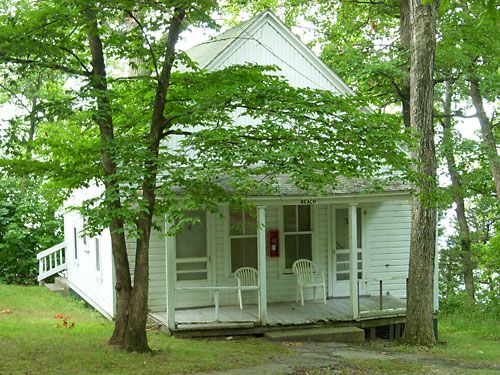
[365,200,411,298]
[126,222,166,313]
[64,186,115,319]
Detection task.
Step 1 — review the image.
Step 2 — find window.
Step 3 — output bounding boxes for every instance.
[283,205,312,269]
[73,228,78,260]
[229,208,257,272]
[95,238,100,272]
[176,211,208,281]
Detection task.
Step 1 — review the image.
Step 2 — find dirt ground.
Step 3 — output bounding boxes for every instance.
[195,341,500,375]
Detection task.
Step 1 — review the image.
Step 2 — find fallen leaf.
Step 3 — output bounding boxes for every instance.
[1,308,13,314]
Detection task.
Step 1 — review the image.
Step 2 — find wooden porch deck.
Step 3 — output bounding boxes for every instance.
[150,295,406,331]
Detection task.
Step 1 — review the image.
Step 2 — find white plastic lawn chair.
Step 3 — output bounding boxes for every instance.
[233,267,259,310]
[292,259,326,306]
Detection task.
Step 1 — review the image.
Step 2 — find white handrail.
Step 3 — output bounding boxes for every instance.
[37,242,67,282]
[37,242,66,259]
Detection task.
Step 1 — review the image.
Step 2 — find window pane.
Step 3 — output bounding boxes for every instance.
[335,208,348,249]
[177,262,207,271]
[358,271,363,279]
[229,209,244,235]
[298,205,311,231]
[95,238,100,272]
[176,211,206,258]
[337,273,349,281]
[284,234,298,268]
[283,205,296,232]
[244,209,257,235]
[178,272,207,281]
[297,233,312,260]
[231,237,257,272]
[336,253,349,262]
[337,262,349,272]
[357,207,362,248]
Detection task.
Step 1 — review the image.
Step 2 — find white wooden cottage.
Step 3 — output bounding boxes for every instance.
[38,11,439,336]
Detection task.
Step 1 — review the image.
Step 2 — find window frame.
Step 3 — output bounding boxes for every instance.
[227,207,258,275]
[281,204,314,274]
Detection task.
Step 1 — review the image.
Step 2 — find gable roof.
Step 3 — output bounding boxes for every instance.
[185,11,356,95]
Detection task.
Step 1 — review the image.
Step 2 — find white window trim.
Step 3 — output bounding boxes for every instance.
[95,237,102,283]
[73,227,79,266]
[279,204,315,277]
[225,206,258,276]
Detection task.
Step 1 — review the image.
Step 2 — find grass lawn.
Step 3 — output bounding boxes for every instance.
[345,310,500,375]
[0,284,287,374]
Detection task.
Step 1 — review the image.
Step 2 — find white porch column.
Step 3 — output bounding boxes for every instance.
[165,219,176,331]
[257,206,267,325]
[348,204,359,319]
[433,224,439,312]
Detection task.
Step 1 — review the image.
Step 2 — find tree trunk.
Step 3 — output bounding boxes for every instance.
[441,79,475,304]
[121,8,186,352]
[85,9,132,348]
[399,0,411,129]
[402,0,438,347]
[469,79,500,199]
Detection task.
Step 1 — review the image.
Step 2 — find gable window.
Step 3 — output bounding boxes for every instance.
[229,208,257,272]
[284,205,312,269]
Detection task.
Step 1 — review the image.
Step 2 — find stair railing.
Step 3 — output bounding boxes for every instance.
[37,242,66,283]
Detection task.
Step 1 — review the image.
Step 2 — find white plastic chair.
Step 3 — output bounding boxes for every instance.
[233,267,259,310]
[292,259,326,306]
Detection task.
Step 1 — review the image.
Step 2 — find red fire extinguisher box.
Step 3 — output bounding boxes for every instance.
[268,229,279,257]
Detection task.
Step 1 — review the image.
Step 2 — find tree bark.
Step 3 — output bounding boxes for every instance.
[441,79,475,304]
[469,79,500,200]
[402,0,438,347]
[399,0,411,129]
[86,9,132,348]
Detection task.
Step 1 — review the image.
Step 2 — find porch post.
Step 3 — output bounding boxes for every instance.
[165,219,176,331]
[257,205,267,325]
[348,204,359,319]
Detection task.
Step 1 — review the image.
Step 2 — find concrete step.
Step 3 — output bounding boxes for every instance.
[264,326,365,343]
[54,276,68,289]
[45,283,68,295]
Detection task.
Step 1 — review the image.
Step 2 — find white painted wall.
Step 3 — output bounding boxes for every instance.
[125,223,166,313]
[365,199,412,298]
[64,185,115,319]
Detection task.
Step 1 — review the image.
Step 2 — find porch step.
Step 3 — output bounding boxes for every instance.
[264,326,365,343]
[44,283,66,295]
[54,276,68,289]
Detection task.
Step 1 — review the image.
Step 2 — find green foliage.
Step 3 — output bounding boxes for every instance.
[0,176,62,284]
[0,284,287,374]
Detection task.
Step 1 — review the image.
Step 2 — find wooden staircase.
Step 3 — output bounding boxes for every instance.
[37,242,68,295]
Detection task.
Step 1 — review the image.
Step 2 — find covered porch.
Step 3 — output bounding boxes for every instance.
[150,295,407,331]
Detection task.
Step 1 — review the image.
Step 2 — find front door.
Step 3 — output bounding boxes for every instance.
[175,210,213,307]
[330,207,364,297]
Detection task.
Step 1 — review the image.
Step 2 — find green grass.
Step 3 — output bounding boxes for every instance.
[0,284,287,374]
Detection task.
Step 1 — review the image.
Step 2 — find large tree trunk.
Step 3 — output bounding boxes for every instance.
[122,8,186,353]
[402,0,438,347]
[441,80,475,304]
[399,0,411,129]
[86,9,132,348]
[469,79,500,199]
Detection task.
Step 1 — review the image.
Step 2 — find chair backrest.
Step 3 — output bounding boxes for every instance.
[292,259,316,284]
[234,267,259,286]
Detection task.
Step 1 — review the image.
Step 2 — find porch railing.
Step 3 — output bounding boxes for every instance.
[357,276,407,316]
[175,285,260,322]
[37,242,67,283]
